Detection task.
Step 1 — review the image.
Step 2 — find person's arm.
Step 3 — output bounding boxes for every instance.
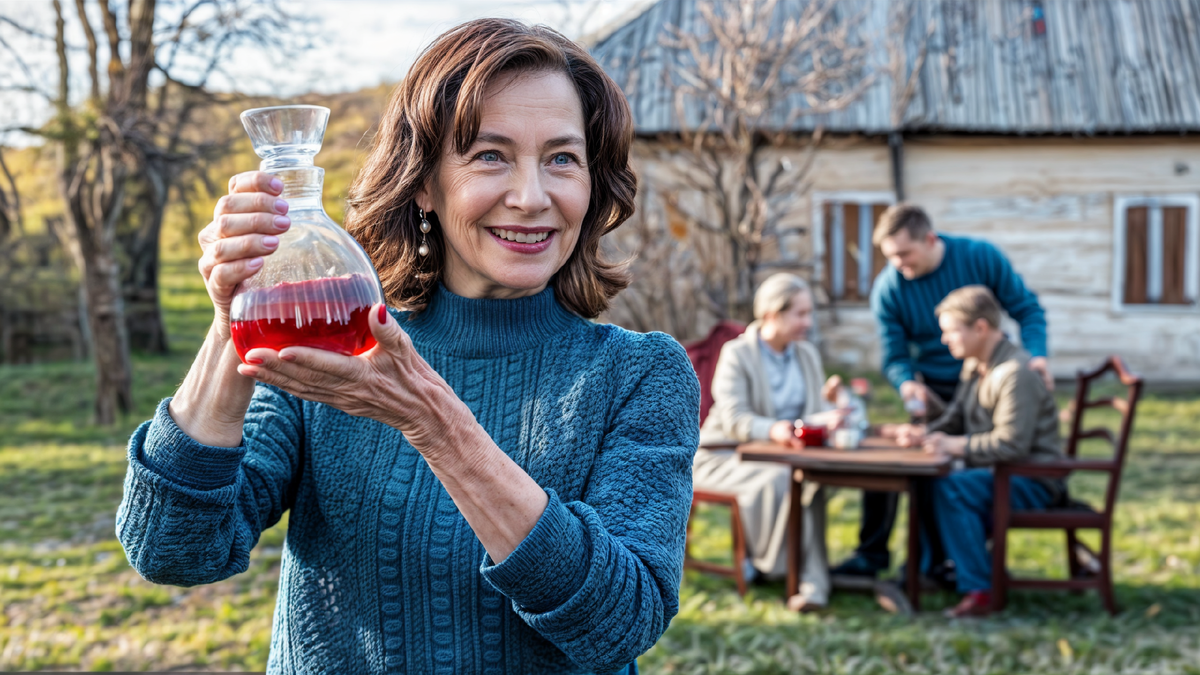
[962,367,1041,466]
[478,332,700,672]
[708,341,776,441]
[117,386,303,586]
[981,240,1048,360]
[870,277,916,392]
[926,392,965,436]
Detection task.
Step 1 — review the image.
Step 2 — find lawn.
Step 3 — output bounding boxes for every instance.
[2,263,1198,673]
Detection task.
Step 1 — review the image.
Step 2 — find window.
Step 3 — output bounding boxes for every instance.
[813,193,895,302]
[1113,195,1200,310]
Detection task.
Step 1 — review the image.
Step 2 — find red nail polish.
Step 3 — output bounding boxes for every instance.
[378,304,388,323]
[246,357,263,365]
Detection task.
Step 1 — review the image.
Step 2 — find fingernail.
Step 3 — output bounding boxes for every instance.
[269,177,283,192]
[245,357,263,365]
[281,353,296,362]
[247,257,264,269]
[377,304,388,323]
[275,199,289,214]
[263,235,279,248]
[273,215,291,230]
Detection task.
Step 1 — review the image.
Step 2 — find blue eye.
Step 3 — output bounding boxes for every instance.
[552,153,574,165]
[479,151,500,162]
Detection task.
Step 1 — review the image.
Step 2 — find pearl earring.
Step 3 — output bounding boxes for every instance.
[418,208,431,257]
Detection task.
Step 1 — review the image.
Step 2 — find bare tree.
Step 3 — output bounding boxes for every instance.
[610,0,873,335]
[5,0,306,424]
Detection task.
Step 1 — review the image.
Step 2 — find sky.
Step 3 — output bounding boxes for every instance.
[0,0,650,144]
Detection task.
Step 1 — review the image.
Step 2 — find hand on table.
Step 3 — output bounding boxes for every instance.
[922,432,967,458]
[892,423,926,448]
[769,420,804,450]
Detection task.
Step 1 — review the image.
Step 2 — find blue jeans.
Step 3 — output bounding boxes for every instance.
[933,469,1053,593]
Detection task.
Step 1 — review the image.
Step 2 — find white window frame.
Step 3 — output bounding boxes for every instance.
[1111,194,1200,313]
[812,191,897,302]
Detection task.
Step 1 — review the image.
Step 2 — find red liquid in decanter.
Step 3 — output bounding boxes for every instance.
[230,274,378,361]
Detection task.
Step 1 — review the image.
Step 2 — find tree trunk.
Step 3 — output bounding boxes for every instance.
[82,246,134,423]
[58,142,135,425]
[119,168,169,354]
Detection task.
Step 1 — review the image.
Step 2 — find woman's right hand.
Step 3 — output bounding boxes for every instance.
[197,171,291,338]
[769,420,803,449]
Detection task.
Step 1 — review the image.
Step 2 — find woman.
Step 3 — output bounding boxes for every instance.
[696,273,841,611]
[117,19,698,675]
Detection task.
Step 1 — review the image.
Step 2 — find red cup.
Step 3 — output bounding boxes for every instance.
[796,424,827,447]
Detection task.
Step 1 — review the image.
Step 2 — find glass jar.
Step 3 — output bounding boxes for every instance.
[229,105,384,363]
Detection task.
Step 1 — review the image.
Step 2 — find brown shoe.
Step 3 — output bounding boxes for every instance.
[945,591,993,618]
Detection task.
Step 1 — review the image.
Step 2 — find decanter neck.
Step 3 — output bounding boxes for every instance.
[270,165,325,209]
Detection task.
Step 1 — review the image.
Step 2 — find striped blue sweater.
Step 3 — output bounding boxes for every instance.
[117,284,700,674]
[870,234,1048,390]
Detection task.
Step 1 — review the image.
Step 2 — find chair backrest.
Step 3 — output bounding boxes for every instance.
[685,320,747,425]
[1064,355,1143,513]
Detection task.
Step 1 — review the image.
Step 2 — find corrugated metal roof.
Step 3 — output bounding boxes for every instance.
[589,0,1200,135]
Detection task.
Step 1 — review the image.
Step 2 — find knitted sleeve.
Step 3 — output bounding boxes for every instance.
[479,331,700,673]
[870,270,916,390]
[116,385,304,587]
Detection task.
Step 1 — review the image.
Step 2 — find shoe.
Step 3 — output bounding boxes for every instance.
[831,555,884,578]
[786,592,826,613]
[945,591,993,618]
[872,580,913,616]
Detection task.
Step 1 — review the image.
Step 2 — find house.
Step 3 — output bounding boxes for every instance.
[590,0,1200,383]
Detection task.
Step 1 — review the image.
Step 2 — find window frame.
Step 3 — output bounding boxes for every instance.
[812,191,897,304]
[1111,194,1200,314]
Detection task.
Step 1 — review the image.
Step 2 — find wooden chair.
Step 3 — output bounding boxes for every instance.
[991,356,1143,614]
[683,321,748,596]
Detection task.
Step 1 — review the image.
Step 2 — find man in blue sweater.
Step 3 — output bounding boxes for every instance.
[832,203,1051,581]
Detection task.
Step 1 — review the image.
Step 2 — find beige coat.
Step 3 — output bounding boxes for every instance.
[693,322,833,599]
[699,322,831,446]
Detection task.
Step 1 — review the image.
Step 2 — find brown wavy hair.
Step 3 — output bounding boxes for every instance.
[344,18,636,317]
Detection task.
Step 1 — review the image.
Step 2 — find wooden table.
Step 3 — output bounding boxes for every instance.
[738,438,953,611]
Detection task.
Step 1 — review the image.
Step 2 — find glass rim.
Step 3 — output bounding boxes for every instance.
[240,104,330,121]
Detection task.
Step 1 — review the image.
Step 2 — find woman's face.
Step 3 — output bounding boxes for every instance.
[765,290,814,343]
[417,69,591,299]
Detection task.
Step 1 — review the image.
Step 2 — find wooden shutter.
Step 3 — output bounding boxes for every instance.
[1124,206,1148,304]
[1161,206,1188,305]
[843,203,862,300]
[822,202,834,298]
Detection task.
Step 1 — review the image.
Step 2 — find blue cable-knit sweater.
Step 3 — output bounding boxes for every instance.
[117,284,701,675]
[870,234,1048,391]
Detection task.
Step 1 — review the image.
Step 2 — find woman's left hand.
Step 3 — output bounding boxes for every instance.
[236,304,471,454]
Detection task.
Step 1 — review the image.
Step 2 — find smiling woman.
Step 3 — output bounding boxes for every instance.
[116,18,698,675]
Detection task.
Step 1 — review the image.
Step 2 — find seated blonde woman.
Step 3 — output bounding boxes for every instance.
[696,273,842,611]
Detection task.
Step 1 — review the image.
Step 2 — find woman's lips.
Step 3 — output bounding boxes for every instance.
[487,228,555,254]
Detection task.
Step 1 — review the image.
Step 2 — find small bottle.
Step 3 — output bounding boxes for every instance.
[229,105,384,363]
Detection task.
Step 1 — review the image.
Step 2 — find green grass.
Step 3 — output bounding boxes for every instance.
[1,262,1198,672]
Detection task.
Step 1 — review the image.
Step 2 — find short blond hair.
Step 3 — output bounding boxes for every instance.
[935,285,1002,328]
[872,202,933,246]
[753,273,810,321]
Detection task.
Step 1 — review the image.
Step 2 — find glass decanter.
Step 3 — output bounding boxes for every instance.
[229,105,384,362]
